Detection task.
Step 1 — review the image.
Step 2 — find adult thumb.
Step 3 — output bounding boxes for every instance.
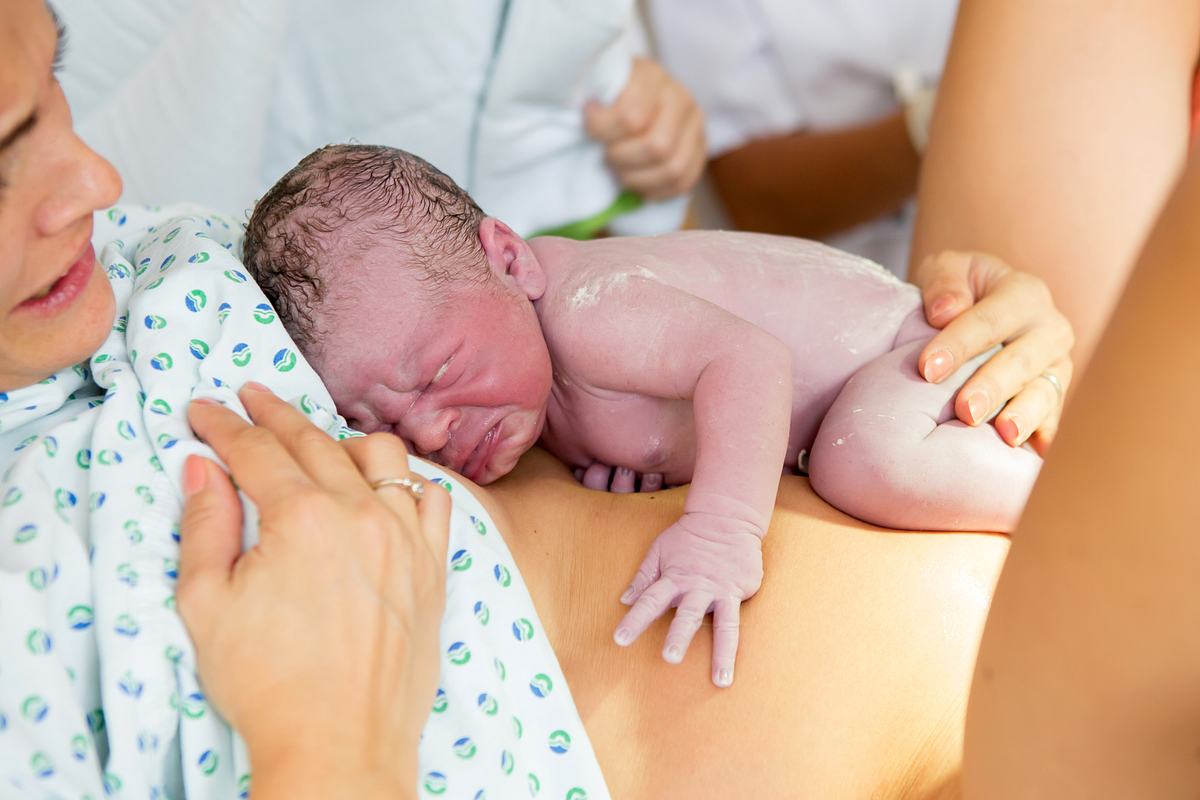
[176,455,243,616]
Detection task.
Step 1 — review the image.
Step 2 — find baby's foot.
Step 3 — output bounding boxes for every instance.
[639,472,664,492]
[611,466,637,493]
[581,462,615,491]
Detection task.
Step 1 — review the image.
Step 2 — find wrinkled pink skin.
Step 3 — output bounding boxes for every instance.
[316,225,1042,687]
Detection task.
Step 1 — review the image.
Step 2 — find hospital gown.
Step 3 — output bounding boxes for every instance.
[0,207,609,800]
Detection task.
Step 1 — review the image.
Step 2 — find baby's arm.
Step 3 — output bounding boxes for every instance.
[808,333,1042,532]
[547,278,792,687]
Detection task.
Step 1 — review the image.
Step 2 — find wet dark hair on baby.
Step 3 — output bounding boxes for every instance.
[243,144,489,351]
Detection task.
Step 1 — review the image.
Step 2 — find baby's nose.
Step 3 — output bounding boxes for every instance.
[405,408,460,457]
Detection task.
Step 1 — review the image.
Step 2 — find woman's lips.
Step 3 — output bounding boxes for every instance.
[17,242,96,315]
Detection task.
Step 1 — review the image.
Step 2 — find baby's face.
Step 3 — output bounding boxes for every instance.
[321,280,553,484]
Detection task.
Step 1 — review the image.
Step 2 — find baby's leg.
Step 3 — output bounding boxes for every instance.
[808,337,1042,532]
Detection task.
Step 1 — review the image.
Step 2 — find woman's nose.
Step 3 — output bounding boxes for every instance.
[36,130,122,237]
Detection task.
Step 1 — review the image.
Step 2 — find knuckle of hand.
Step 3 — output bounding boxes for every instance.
[971,303,1005,341]
[290,486,337,518]
[227,426,276,462]
[1003,348,1034,382]
[617,104,650,136]
[359,510,400,553]
[174,581,204,619]
[1057,317,1077,352]
[645,129,675,162]
[363,430,405,456]
[297,425,334,451]
[1004,269,1047,303]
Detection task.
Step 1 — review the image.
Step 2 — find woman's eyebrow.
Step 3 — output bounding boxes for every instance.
[49,3,67,73]
[0,6,68,154]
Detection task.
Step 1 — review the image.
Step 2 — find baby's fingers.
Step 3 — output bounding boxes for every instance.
[711,598,741,688]
[614,579,677,647]
[662,592,712,664]
[620,538,662,605]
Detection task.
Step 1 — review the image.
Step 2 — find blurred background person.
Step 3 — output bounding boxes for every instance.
[55,0,706,238]
[649,0,957,277]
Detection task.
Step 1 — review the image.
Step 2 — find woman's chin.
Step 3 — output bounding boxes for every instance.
[70,264,117,361]
[0,264,114,391]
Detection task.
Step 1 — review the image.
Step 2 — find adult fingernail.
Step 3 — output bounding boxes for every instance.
[242,381,269,392]
[183,455,209,498]
[620,586,636,604]
[922,350,954,383]
[614,629,633,647]
[966,391,991,425]
[997,415,1023,445]
[715,669,733,688]
[664,644,682,663]
[929,295,957,323]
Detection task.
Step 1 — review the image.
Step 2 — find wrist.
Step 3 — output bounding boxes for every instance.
[682,490,770,538]
[248,737,416,800]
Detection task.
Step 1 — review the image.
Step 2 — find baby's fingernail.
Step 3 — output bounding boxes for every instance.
[922,350,954,383]
[664,644,682,663]
[242,381,269,393]
[715,669,733,688]
[614,628,633,646]
[182,455,209,498]
[929,295,957,323]
[620,587,636,604]
[966,391,991,425]
[190,397,218,407]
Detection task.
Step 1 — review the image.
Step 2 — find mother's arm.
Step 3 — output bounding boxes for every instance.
[964,138,1200,796]
[913,0,1200,369]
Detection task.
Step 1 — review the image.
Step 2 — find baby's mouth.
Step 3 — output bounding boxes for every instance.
[462,423,501,481]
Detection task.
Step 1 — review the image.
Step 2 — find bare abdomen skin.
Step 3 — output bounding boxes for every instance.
[487,449,1006,798]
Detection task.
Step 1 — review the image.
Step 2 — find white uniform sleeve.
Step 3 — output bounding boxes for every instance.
[649,0,808,156]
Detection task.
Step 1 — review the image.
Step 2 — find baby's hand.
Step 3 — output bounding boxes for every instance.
[613,513,764,687]
[574,462,664,493]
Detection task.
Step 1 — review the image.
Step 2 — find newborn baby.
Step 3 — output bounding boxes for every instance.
[243,145,1041,687]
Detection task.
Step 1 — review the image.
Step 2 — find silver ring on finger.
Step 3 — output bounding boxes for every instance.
[369,476,425,501]
[1038,371,1064,404]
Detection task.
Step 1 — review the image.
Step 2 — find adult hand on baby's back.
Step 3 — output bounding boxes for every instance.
[176,383,451,799]
[914,251,1075,454]
[585,57,706,201]
[613,513,764,688]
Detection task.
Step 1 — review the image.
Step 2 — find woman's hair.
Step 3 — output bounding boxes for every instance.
[242,144,489,351]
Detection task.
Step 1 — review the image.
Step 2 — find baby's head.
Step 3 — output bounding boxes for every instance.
[243,144,553,484]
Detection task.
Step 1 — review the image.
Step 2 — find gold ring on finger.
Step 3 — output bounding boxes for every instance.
[369,476,425,501]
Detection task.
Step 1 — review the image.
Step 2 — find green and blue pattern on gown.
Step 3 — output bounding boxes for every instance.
[0,206,608,799]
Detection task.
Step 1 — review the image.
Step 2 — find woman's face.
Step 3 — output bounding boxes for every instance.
[0,1,122,392]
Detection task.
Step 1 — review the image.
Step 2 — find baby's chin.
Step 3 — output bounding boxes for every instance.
[475,436,538,485]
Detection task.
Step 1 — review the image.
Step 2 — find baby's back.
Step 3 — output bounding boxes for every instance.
[533,231,926,470]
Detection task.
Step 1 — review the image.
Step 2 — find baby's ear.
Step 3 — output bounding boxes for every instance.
[479,217,546,301]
